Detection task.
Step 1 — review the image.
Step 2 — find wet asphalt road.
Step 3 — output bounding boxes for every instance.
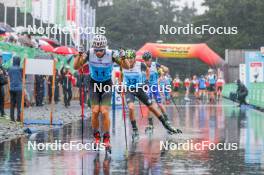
[0,99,264,175]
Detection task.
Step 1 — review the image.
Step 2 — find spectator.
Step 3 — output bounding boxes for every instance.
[0,52,8,118]
[8,56,23,122]
[60,65,74,108]
[76,70,89,106]
[236,79,248,107]
[48,69,60,104]
[35,75,45,106]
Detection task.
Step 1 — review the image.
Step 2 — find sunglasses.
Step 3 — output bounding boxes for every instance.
[94,48,105,53]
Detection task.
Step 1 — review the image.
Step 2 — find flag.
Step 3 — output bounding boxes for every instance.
[41,0,56,23]
[0,0,26,8]
[32,0,41,19]
[55,0,67,26]
[23,0,32,13]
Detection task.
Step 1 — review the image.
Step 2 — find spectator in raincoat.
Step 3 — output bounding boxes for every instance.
[8,56,23,121]
[236,79,248,107]
[60,65,75,107]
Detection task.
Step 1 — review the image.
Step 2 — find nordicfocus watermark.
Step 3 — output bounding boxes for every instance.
[93,83,172,93]
[28,140,105,151]
[26,25,106,35]
[160,24,238,35]
[160,140,238,151]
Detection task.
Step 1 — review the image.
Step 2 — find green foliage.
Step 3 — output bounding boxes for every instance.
[194,0,264,56]
[95,0,264,75]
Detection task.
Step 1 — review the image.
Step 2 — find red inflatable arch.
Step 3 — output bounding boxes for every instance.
[136,43,225,67]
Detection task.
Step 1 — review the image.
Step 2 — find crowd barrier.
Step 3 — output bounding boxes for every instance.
[223,83,264,109]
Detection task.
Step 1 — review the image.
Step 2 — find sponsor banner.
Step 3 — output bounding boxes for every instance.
[245,51,264,86]
[25,59,54,75]
[136,43,224,66]
[249,62,263,83]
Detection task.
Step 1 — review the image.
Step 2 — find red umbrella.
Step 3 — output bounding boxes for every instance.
[40,44,54,52]
[39,38,60,47]
[53,46,78,55]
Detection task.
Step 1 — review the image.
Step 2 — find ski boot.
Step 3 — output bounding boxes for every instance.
[103,132,112,154]
[163,114,171,124]
[93,131,101,151]
[161,119,182,135]
[145,124,154,134]
[132,128,139,143]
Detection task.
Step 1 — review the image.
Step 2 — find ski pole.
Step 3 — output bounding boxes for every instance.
[81,72,85,144]
[120,66,128,157]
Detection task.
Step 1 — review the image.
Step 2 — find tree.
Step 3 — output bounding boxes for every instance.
[193,0,264,57]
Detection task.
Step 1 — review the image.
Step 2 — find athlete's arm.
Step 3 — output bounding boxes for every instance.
[112,50,130,69]
[74,51,89,70]
[141,62,150,80]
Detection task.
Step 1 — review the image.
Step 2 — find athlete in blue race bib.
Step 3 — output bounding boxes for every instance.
[122,50,181,141]
[142,51,176,133]
[74,35,130,153]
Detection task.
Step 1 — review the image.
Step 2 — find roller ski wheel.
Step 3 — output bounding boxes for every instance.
[103,133,112,154]
[145,125,154,134]
[132,129,139,143]
[93,131,101,151]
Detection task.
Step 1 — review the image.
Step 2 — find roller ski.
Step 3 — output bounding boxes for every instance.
[132,128,139,143]
[145,125,154,134]
[103,132,112,154]
[93,131,101,151]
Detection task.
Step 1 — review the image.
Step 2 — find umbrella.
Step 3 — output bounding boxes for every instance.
[53,46,78,55]
[0,27,6,34]
[0,23,14,32]
[40,38,60,47]
[40,44,54,52]
[17,35,35,47]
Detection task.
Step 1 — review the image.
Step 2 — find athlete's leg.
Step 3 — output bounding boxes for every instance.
[92,105,100,130]
[101,88,112,148]
[136,88,182,134]
[125,91,139,141]
[90,80,103,147]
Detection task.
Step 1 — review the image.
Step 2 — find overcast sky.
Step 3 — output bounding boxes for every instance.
[177,0,207,14]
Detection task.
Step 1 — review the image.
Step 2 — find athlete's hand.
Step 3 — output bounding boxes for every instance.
[119,49,126,60]
[113,50,120,59]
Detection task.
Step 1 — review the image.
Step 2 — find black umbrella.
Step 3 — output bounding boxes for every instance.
[0,27,6,34]
[0,23,14,32]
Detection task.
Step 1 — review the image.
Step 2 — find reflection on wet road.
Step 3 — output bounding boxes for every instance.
[0,99,264,174]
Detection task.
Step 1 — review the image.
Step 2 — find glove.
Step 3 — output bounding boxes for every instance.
[112,50,120,59]
[119,49,126,60]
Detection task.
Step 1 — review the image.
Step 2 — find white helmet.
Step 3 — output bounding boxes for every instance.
[92,35,107,48]
[208,69,213,73]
